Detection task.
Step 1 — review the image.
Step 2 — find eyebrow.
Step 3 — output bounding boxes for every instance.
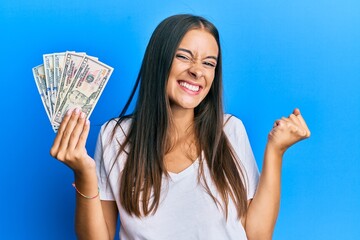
[177,48,218,61]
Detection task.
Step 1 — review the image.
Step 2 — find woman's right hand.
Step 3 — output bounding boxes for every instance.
[50,108,95,175]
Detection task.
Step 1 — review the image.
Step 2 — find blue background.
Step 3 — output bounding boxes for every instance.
[1,0,359,239]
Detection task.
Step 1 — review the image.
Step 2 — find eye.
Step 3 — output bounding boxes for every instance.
[203,61,216,68]
[175,54,190,61]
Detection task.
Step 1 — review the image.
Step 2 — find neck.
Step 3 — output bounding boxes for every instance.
[169,105,195,137]
[166,105,199,161]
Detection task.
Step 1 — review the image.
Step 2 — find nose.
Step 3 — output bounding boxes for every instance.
[188,64,204,79]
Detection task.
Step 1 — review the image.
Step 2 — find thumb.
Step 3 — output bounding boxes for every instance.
[293,108,301,116]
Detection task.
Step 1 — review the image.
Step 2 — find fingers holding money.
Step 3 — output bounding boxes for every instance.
[50,108,91,170]
[59,108,82,152]
[50,108,73,156]
[69,111,90,152]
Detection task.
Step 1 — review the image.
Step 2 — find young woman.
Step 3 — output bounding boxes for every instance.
[50,14,310,240]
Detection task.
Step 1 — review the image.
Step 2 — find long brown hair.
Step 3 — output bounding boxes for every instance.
[108,14,248,219]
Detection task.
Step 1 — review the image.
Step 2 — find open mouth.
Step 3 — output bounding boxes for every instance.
[178,80,201,92]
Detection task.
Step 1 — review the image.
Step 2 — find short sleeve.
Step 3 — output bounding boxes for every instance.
[223,115,260,200]
[94,123,116,201]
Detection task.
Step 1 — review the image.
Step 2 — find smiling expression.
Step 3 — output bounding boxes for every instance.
[166,29,219,112]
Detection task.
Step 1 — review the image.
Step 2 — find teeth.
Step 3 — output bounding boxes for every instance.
[179,81,200,92]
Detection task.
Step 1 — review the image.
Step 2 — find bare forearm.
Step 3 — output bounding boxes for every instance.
[74,170,110,240]
[245,108,311,239]
[50,110,114,239]
[245,144,283,240]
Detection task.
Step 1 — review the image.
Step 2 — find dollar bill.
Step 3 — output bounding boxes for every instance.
[54,52,67,99]
[52,56,113,127]
[32,64,52,121]
[53,52,85,115]
[43,54,56,116]
[33,51,113,132]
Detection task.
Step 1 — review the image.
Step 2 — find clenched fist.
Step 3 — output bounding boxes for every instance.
[268,108,311,155]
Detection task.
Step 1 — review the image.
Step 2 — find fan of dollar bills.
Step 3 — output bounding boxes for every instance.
[32,52,114,132]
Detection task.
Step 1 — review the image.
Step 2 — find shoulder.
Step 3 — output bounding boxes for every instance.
[95,117,133,171]
[223,115,259,198]
[96,117,133,157]
[223,114,251,152]
[223,114,246,138]
[99,117,133,143]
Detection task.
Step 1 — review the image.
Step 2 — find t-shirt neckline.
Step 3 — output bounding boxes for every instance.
[167,158,199,182]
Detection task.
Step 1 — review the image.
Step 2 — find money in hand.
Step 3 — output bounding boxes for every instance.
[32,64,52,121]
[32,51,114,132]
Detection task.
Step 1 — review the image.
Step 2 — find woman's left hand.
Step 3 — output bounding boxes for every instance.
[267,108,311,155]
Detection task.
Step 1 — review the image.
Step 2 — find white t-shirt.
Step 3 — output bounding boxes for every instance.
[94,115,259,240]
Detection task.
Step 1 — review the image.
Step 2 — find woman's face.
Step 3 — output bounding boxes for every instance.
[166,29,219,112]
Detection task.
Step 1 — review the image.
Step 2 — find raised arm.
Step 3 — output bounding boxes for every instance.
[245,108,311,240]
[50,108,117,240]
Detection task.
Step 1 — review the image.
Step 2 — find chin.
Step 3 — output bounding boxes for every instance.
[171,101,201,110]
